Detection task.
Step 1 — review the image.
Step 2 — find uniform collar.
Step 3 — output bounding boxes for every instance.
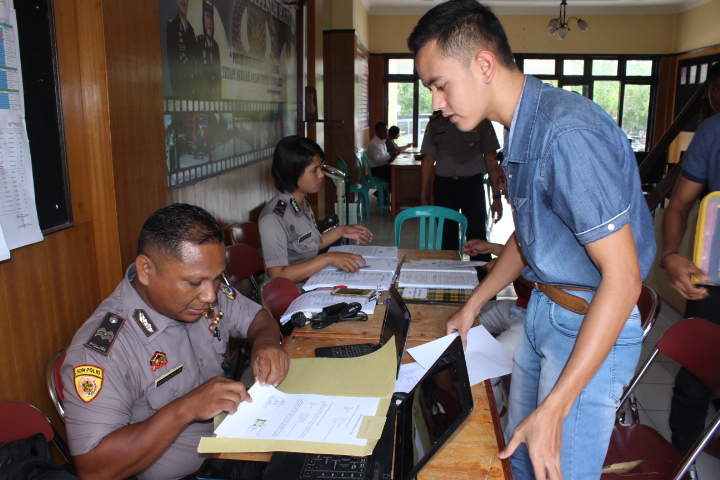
[504,75,540,165]
[279,191,310,216]
[120,265,180,343]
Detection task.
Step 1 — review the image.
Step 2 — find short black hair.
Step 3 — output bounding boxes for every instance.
[137,203,224,259]
[708,61,720,83]
[271,135,325,193]
[375,122,387,132]
[388,125,400,137]
[407,0,516,69]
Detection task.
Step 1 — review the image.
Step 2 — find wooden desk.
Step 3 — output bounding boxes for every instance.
[391,156,433,219]
[292,250,459,341]
[221,336,512,480]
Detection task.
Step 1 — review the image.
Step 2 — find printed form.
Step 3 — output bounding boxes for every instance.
[214,384,380,446]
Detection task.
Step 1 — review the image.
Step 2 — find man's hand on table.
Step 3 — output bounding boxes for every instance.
[252,342,290,387]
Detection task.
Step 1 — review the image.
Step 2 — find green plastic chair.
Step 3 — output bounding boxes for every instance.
[336,155,371,220]
[394,206,468,251]
[355,152,389,214]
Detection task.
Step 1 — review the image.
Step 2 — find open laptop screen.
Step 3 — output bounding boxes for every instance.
[393,336,474,480]
[379,286,411,375]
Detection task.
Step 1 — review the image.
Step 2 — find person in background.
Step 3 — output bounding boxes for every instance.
[62,203,289,480]
[166,0,197,99]
[408,1,655,478]
[385,125,413,156]
[662,61,720,456]
[420,112,501,261]
[367,122,397,184]
[259,136,374,284]
[196,0,221,100]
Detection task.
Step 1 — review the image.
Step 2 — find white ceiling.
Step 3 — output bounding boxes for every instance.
[364,0,712,16]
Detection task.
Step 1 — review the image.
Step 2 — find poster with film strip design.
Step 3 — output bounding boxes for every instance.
[160,0,297,188]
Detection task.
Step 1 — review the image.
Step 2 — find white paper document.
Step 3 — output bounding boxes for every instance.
[394,362,428,394]
[303,270,394,291]
[407,326,513,386]
[214,384,380,446]
[328,245,398,258]
[322,256,397,273]
[398,271,479,290]
[403,260,487,272]
[279,290,377,325]
[401,287,428,299]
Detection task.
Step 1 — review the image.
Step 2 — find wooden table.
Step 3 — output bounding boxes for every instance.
[390,155,434,219]
[220,249,512,479]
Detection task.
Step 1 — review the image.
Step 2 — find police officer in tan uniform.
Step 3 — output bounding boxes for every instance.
[420,113,501,260]
[166,0,197,99]
[62,203,289,480]
[259,136,373,284]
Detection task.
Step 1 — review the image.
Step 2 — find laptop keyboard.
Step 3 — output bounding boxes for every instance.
[301,454,370,478]
[332,344,374,358]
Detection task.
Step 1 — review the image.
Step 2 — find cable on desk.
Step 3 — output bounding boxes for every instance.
[290,302,368,330]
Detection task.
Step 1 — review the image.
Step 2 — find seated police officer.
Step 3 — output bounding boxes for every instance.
[62,203,289,480]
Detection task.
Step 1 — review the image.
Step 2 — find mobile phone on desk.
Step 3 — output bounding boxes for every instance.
[331,287,376,298]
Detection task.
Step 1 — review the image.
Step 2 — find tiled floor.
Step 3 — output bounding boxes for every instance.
[353,193,720,477]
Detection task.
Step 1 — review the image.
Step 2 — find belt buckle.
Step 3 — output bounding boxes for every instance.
[452,176,460,180]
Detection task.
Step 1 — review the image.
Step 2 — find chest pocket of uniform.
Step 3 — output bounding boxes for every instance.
[146,368,193,412]
[290,232,319,253]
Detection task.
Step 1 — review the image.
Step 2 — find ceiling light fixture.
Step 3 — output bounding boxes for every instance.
[547,0,589,40]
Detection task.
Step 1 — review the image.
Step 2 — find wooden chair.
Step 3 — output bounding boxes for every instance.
[225,243,265,301]
[602,318,720,480]
[46,348,66,421]
[394,206,467,251]
[227,222,261,250]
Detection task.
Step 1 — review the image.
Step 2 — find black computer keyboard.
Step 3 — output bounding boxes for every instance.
[301,454,370,479]
[331,344,374,358]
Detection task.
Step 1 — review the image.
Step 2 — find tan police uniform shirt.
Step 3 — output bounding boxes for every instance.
[259,191,323,269]
[62,265,262,480]
[420,116,499,177]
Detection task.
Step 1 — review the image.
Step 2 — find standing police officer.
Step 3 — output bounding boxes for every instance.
[420,113,501,260]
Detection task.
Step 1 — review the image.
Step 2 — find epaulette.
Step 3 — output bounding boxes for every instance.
[85,312,126,356]
[273,200,287,217]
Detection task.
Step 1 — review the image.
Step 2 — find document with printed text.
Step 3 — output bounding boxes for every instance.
[279,290,377,325]
[328,245,398,258]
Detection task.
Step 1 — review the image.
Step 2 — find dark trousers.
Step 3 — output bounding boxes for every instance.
[433,174,490,261]
[668,286,720,455]
[370,164,392,184]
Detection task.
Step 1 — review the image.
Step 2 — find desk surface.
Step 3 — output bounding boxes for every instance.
[219,249,512,479]
[292,250,460,340]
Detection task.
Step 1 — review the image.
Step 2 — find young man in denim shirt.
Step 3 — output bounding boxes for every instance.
[408,1,655,478]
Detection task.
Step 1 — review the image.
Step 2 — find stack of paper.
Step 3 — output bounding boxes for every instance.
[398,270,479,290]
[303,270,395,291]
[328,245,398,258]
[402,259,486,272]
[321,256,397,273]
[279,290,377,324]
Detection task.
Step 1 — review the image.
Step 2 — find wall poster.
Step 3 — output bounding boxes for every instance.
[160,0,297,189]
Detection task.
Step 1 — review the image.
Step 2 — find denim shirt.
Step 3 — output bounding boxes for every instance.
[502,75,656,288]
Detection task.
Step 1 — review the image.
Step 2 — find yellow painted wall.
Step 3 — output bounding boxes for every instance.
[369,13,677,55]
[675,0,720,53]
[354,0,370,48]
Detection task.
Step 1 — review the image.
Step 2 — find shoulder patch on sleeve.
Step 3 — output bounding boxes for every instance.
[85,312,126,356]
[74,364,104,403]
[273,200,287,217]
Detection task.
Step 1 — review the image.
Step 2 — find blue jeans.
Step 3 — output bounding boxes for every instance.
[505,289,643,480]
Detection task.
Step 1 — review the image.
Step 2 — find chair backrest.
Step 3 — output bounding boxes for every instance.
[637,284,661,339]
[46,349,66,420]
[225,243,265,298]
[394,206,468,250]
[355,152,371,183]
[658,318,720,395]
[260,276,302,323]
[336,155,350,178]
[228,222,261,250]
[0,400,71,462]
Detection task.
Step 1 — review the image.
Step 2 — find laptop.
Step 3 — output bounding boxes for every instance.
[262,336,474,480]
[314,285,410,361]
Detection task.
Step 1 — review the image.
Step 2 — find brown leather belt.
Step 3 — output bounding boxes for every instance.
[533,282,594,315]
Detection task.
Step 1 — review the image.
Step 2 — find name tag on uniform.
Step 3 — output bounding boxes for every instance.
[155,365,183,388]
[299,232,312,242]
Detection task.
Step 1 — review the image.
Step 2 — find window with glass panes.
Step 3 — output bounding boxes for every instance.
[516,55,657,152]
[385,55,435,147]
